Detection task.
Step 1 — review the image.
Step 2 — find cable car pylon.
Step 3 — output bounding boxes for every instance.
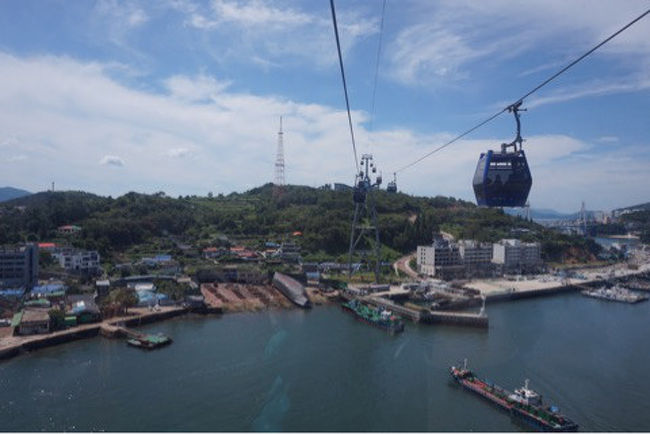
[348,154,382,283]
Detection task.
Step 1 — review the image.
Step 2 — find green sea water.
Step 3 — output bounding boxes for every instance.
[1,292,650,431]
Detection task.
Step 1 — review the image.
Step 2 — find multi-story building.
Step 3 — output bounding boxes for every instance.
[492,239,542,273]
[417,237,542,279]
[54,249,100,274]
[416,239,463,278]
[457,240,494,277]
[0,244,38,289]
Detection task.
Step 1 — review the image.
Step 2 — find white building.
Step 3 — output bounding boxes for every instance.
[492,239,541,273]
[417,240,462,278]
[54,249,100,273]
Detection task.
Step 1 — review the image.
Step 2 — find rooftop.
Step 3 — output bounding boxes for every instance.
[21,308,50,324]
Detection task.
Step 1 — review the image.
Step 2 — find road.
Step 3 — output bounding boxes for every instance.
[394,252,419,280]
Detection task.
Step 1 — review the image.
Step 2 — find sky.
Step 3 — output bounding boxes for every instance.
[0,0,648,212]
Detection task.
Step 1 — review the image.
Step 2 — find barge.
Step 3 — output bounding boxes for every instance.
[126,333,172,350]
[341,299,404,334]
[450,360,578,432]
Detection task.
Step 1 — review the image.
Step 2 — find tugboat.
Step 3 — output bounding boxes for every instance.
[450,359,578,432]
[341,299,404,334]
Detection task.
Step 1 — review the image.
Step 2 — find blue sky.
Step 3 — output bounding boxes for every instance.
[0,0,648,212]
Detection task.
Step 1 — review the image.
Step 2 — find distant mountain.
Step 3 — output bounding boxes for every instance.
[0,186,31,202]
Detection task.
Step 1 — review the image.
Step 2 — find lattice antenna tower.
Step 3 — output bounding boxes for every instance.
[273,116,285,197]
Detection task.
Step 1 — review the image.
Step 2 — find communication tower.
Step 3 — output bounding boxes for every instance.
[273,116,285,198]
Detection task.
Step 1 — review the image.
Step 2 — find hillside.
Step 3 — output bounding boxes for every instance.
[0,186,31,202]
[615,202,650,213]
[0,183,601,263]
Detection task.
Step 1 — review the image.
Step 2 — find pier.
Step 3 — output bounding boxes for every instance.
[358,294,488,328]
[0,306,186,361]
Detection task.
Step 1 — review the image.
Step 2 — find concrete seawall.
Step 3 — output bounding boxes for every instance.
[0,307,190,362]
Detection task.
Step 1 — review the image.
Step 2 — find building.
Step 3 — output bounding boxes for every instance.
[12,308,50,335]
[333,183,353,192]
[66,294,101,324]
[457,240,494,277]
[278,242,301,263]
[0,244,38,289]
[54,249,100,274]
[57,225,81,235]
[416,239,463,279]
[302,263,320,282]
[203,247,229,259]
[492,239,542,274]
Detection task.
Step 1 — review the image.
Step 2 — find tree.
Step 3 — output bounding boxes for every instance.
[113,288,138,314]
[49,309,66,330]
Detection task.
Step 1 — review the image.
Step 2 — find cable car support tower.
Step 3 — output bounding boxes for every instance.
[348,154,383,283]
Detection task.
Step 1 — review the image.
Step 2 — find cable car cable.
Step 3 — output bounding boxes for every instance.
[393,7,650,175]
[330,0,360,173]
[367,0,388,149]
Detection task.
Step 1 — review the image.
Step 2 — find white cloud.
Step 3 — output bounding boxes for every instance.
[165,74,231,102]
[527,74,650,108]
[386,1,650,90]
[212,0,313,27]
[100,155,125,167]
[6,155,27,162]
[96,0,149,29]
[0,51,647,211]
[168,0,378,67]
[166,147,191,158]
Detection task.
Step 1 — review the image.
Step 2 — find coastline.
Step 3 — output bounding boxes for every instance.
[0,306,190,362]
[0,288,336,363]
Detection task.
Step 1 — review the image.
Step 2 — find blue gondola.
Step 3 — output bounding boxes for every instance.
[473,102,532,207]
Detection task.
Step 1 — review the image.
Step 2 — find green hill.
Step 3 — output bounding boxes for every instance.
[0,183,601,263]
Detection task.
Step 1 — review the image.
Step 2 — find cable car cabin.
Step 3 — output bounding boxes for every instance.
[386,181,397,193]
[473,149,532,207]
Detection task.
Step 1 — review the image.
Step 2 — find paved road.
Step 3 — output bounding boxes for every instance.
[394,252,419,279]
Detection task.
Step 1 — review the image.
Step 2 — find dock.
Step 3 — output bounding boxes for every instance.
[345,293,488,328]
[0,306,186,361]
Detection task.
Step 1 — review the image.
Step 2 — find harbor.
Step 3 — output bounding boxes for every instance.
[2,293,650,432]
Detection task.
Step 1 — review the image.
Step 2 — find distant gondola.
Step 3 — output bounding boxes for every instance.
[387,173,397,193]
[473,102,531,207]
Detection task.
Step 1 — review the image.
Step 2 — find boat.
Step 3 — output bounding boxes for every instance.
[450,360,578,432]
[272,272,311,308]
[341,299,404,334]
[581,285,648,304]
[126,333,172,350]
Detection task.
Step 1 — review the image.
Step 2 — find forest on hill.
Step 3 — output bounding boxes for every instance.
[0,184,601,263]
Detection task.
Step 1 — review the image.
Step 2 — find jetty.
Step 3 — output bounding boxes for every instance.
[0,306,186,361]
[341,292,488,328]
